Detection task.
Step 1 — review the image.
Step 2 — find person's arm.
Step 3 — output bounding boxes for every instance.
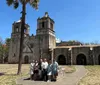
[56,62,59,72]
[41,62,44,69]
[30,63,33,69]
[46,62,48,69]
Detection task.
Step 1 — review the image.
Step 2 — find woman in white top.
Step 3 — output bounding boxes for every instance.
[42,58,48,81]
[30,60,35,80]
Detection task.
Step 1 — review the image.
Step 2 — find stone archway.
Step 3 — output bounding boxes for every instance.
[76,54,87,65]
[98,55,100,65]
[24,55,29,64]
[57,55,66,65]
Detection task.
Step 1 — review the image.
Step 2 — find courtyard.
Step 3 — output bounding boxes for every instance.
[0,64,100,85]
[0,64,75,85]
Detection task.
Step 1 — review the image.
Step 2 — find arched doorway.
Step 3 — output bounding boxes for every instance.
[24,55,29,64]
[57,55,66,65]
[76,54,87,65]
[98,55,100,65]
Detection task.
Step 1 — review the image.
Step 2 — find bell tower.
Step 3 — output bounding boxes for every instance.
[8,19,30,63]
[36,12,56,59]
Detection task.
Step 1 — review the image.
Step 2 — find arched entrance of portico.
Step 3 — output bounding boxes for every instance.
[76,54,87,65]
[57,55,66,65]
[98,55,100,65]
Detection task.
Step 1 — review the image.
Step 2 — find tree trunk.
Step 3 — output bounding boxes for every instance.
[2,56,4,64]
[17,1,26,75]
[2,50,4,64]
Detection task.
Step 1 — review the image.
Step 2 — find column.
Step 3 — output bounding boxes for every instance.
[51,48,54,63]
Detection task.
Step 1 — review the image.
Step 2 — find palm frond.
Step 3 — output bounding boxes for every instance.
[19,0,30,4]
[19,0,23,4]
[25,0,30,4]
[6,0,14,6]
[30,0,39,10]
[13,1,19,9]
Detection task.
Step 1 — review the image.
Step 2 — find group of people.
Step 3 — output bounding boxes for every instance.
[30,58,59,82]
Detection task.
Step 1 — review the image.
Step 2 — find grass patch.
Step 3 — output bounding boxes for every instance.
[65,65,76,73]
[0,64,30,85]
[59,65,76,73]
[78,65,100,85]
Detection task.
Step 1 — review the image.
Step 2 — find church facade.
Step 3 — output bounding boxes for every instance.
[8,12,100,65]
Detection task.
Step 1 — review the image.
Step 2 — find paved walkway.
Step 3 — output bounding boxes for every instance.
[60,66,87,85]
[16,66,87,85]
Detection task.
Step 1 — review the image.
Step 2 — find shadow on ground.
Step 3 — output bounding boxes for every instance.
[0,72,5,76]
[24,78,30,80]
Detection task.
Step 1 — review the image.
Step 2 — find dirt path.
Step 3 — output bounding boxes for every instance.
[60,66,87,85]
[16,66,87,85]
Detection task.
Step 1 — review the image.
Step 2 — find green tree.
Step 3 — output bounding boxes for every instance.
[0,37,8,63]
[0,38,4,63]
[5,38,11,46]
[5,38,11,62]
[6,0,39,75]
[5,38,11,51]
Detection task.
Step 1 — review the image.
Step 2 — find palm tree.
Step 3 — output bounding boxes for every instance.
[6,0,39,75]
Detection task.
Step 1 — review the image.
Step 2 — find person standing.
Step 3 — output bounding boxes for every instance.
[33,60,39,80]
[47,60,52,82]
[30,60,35,80]
[42,58,48,81]
[38,58,43,80]
[52,59,59,81]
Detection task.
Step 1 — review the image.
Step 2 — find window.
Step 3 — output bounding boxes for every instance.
[16,28,18,32]
[24,29,26,33]
[13,53,16,57]
[42,22,45,28]
[16,26,19,32]
[50,23,53,29]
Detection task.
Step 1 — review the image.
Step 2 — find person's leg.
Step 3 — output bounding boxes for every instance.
[43,69,48,81]
[51,75,53,81]
[39,70,41,79]
[36,70,39,80]
[42,69,45,81]
[33,73,36,80]
[44,69,46,81]
[54,74,56,81]
[53,75,55,81]
[30,74,32,80]
[31,74,34,80]
[34,70,37,81]
[41,70,43,80]
[51,71,54,81]
[52,71,56,81]
[46,70,48,81]
[47,75,51,82]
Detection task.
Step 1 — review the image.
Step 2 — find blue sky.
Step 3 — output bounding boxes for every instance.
[0,0,100,43]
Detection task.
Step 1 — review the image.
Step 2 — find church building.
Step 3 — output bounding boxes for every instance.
[8,12,100,65]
